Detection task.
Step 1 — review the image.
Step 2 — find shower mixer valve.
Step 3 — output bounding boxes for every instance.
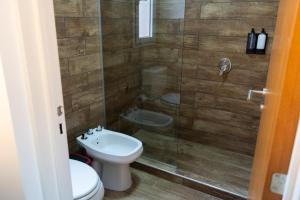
[218,58,232,76]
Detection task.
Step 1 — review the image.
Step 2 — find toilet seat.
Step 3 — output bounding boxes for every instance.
[70,159,104,200]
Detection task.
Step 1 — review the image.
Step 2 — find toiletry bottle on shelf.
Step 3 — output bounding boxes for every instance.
[256,28,268,54]
[246,28,257,54]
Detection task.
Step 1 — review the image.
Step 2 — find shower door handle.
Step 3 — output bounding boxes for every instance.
[247,88,268,110]
[247,88,268,101]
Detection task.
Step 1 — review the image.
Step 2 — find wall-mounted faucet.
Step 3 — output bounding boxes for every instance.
[96,125,102,132]
[218,58,232,76]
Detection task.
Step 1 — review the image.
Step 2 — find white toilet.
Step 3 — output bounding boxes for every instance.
[77,127,143,191]
[70,159,104,200]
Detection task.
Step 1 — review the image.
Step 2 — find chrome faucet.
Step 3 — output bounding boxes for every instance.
[87,129,93,135]
[96,125,102,132]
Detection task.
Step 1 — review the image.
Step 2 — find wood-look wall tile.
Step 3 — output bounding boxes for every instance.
[129,49,141,63]
[61,73,89,96]
[194,93,261,117]
[103,50,129,68]
[180,91,196,106]
[156,34,183,48]
[178,128,255,156]
[184,18,275,37]
[59,58,69,78]
[195,66,267,86]
[57,38,85,58]
[69,54,101,75]
[102,34,133,51]
[195,108,259,130]
[179,104,197,118]
[85,36,101,55]
[101,19,133,36]
[141,47,180,63]
[141,48,159,60]
[159,48,180,62]
[84,0,99,17]
[104,64,130,82]
[72,89,104,111]
[200,2,278,19]
[54,0,83,17]
[63,94,73,114]
[183,34,199,49]
[55,17,66,39]
[198,36,246,53]
[178,116,194,129]
[156,19,182,34]
[156,2,185,19]
[88,69,104,88]
[89,100,105,123]
[65,107,90,132]
[101,1,133,19]
[65,17,99,37]
[183,50,270,72]
[185,5,201,19]
[181,78,251,100]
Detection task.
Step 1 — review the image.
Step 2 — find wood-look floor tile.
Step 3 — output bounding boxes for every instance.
[104,168,221,200]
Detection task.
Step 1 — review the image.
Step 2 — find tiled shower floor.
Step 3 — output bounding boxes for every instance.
[133,129,253,198]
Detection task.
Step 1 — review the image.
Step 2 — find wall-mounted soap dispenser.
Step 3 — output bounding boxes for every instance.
[246,28,257,54]
[256,28,268,54]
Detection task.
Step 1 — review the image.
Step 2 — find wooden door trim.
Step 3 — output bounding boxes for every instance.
[248,0,300,199]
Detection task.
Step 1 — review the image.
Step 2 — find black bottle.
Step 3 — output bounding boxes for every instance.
[246,28,257,54]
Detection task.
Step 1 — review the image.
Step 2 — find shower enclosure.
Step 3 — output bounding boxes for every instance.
[54,0,279,198]
[100,0,278,197]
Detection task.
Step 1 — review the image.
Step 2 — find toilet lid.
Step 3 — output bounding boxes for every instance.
[69,159,100,199]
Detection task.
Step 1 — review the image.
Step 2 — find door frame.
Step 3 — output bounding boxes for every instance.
[0,0,72,199]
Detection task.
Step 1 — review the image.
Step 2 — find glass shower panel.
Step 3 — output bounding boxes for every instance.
[100,0,279,198]
[100,0,185,170]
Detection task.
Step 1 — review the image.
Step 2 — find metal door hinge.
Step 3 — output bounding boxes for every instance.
[270,173,287,195]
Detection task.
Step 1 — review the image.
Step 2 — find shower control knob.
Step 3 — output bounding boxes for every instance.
[218,58,232,76]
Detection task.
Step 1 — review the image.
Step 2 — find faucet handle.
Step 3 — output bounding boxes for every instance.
[81,133,87,140]
[87,129,93,135]
[96,125,102,132]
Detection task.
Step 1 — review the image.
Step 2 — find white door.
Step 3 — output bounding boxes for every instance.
[0,0,73,199]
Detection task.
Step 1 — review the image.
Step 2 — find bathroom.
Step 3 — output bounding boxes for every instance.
[1,0,300,200]
[55,0,276,198]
